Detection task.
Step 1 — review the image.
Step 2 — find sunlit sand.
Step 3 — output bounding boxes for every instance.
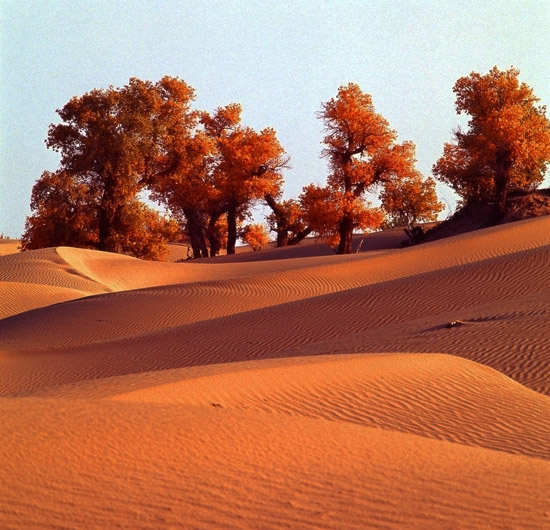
[1,218,550,529]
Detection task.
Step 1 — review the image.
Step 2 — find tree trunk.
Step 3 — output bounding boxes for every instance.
[288,227,312,246]
[97,177,118,252]
[337,215,353,254]
[208,233,222,257]
[207,211,223,257]
[277,229,289,247]
[493,148,512,220]
[264,194,288,247]
[187,227,203,259]
[184,209,208,259]
[97,209,111,251]
[98,203,120,252]
[226,204,238,255]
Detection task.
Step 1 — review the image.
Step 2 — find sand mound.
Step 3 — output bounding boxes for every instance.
[1,217,549,396]
[1,395,548,530]
[0,247,108,293]
[3,351,550,528]
[2,216,550,528]
[0,282,91,320]
[191,227,409,263]
[35,353,545,461]
[0,247,110,317]
[0,238,21,256]
[424,188,550,242]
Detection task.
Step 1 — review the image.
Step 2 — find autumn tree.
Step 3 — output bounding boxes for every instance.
[317,83,420,253]
[22,170,180,260]
[380,173,443,229]
[242,223,270,251]
[433,67,550,217]
[149,126,216,258]
[102,201,180,261]
[150,102,289,258]
[22,170,98,250]
[265,196,311,247]
[299,184,346,245]
[204,104,289,254]
[44,76,195,255]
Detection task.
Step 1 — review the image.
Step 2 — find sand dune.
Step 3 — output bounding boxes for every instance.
[2,397,549,530]
[1,217,550,528]
[0,238,21,256]
[31,353,548,461]
[1,217,549,394]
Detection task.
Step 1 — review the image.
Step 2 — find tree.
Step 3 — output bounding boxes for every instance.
[22,170,98,250]
[46,76,195,253]
[265,196,311,247]
[380,173,443,229]
[242,223,270,251]
[150,127,216,258]
[433,67,550,216]
[103,201,180,261]
[22,170,180,260]
[299,184,347,246]
[317,83,420,253]
[151,102,289,258]
[205,105,289,254]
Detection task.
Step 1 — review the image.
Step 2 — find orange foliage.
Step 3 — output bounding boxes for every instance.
[266,198,310,247]
[150,128,217,258]
[205,105,289,254]
[152,102,288,257]
[299,184,343,238]
[22,171,180,260]
[315,83,420,253]
[104,202,180,261]
[46,76,195,254]
[381,173,444,228]
[241,223,270,251]
[22,170,98,251]
[433,67,550,213]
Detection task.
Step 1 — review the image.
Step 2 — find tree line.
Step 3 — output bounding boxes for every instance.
[21,66,550,259]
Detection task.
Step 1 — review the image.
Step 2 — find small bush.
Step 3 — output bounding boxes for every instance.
[242,223,270,251]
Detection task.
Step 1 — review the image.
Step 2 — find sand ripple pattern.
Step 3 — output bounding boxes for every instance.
[110,354,550,461]
[2,218,550,529]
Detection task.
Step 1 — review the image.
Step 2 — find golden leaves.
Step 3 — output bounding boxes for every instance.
[435,66,550,203]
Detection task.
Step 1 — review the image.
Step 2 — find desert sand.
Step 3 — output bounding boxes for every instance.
[1,218,550,529]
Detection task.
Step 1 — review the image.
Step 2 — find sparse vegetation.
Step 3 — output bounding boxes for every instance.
[433,66,550,218]
[241,223,270,251]
[22,66,549,259]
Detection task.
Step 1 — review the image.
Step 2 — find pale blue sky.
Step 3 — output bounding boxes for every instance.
[2,0,549,237]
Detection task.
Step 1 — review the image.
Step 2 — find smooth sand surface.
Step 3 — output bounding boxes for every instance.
[1,217,550,529]
[0,238,21,256]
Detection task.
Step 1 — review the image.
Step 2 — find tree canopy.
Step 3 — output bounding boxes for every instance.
[22,170,98,251]
[24,76,448,259]
[25,77,193,258]
[313,83,426,253]
[380,173,443,229]
[151,103,289,257]
[242,223,270,251]
[433,67,550,216]
[209,114,288,254]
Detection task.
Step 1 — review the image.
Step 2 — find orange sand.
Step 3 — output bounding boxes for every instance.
[1,218,550,529]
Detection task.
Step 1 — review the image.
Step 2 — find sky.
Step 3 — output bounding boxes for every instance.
[1,0,549,237]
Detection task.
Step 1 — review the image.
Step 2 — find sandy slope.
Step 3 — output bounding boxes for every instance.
[1,217,550,529]
[2,397,549,530]
[0,238,21,256]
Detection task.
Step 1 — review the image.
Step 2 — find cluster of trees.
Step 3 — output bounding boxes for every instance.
[22,67,550,259]
[434,67,550,217]
[22,78,288,259]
